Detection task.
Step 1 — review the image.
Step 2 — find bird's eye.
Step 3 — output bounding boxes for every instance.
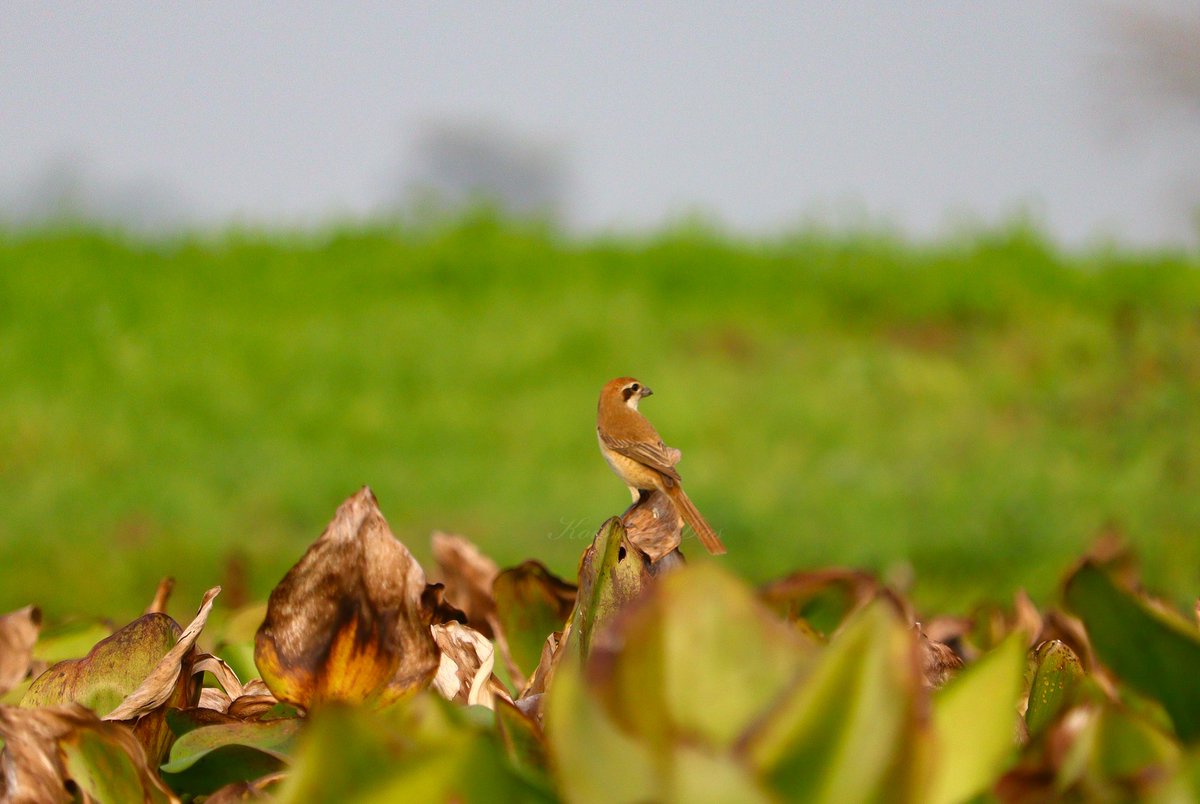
[630,383,640,392]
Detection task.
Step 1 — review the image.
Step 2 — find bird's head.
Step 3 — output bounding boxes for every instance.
[603,376,653,411]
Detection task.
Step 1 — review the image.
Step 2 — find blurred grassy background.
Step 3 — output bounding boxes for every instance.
[2,213,1198,621]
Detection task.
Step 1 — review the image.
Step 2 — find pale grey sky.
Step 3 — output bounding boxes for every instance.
[1,2,1195,245]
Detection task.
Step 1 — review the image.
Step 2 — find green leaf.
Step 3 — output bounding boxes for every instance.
[494,697,551,787]
[570,518,652,661]
[160,718,301,795]
[670,745,773,804]
[598,563,817,752]
[1026,639,1084,737]
[275,695,550,803]
[544,646,658,804]
[493,561,576,682]
[742,601,925,804]
[22,613,181,716]
[61,721,175,804]
[1064,560,1200,742]
[928,630,1027,804]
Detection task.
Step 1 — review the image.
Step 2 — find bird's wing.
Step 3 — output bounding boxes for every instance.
[599,431,683,483]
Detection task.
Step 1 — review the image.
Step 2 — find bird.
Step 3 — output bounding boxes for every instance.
[596,377,726,555]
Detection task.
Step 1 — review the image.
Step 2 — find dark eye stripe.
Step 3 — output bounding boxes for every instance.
[622,386,634,401]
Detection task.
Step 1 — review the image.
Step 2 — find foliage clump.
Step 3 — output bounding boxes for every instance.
[2,485,1199,801]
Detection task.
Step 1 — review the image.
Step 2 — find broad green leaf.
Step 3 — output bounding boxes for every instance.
[670,745,772,803]
[1057,702,1181,797]
[493,561,576,682]
[494,697,551,787]
[160,718,301,795]
[743,601,926,804]
[600,564,816,752]
[1026,639,1084,737]
[22,613,181,716]
[21,611,194,764]
[1064,560,1200,742]
[928,630,1027,804]
[570,517,652,661]
[276,696,548,803]
[544,646,658,804]
[62,725,175,804]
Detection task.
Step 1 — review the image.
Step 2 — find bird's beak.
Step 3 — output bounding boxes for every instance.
[640,386,653,397]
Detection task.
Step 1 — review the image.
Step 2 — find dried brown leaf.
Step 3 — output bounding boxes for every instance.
[918,628,964,688]
[431,531,500,637]
[144,577,175,615]
[194,653,244,700]
[0,703,176,803]
[226,694,281,720]
[621,489,683,563]
[204,771,287,802]
[254,487,440,708]
[198,687,233,713]
[0,605,41,695]
[431,622,508,709]
[105,586,220,722]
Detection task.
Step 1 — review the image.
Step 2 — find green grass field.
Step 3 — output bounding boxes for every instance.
[2,214,1198,621]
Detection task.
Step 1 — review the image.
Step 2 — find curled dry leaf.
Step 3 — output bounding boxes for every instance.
[199,687,234,713]
[145,577,175,615]
[194,653,245,701]
[0,605,41,696]
[431,622,506,709]
[105,586,221,722]
[621,489,683,563]
[254,487,440,708]
[0,703,176,803]
[918,628,964,688]
[431,532,500,637]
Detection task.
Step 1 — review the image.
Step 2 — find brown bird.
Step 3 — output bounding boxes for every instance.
[596,377,726,555]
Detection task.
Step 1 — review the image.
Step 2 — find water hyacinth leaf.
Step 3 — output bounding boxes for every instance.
[544,647,658,804]
[0,605,40,695]
[22,608,197,764]
[1026,639,1085,737]
[571,517,653,661]
[596,564,816,752]
[275,696,548,803]
[928,630,1027,804]
[105,586,220,722]
[742,601,925,804]
[160,718,301,796]
[621,488,683,563]
[432,532,500,637]
[22,614,182,716]
[0,703,174,803]
[671,746,773,804]
[493,561,576,682]
[1064,560,1200,742]
[1052,702,1182,797]
[431,622,502,708]
[494,697,550,786]
[255,487,440,708]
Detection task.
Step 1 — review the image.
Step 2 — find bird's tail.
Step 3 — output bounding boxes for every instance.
[667,485,726,555]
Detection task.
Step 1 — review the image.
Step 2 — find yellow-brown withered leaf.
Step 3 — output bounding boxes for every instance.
[254,487,440,708]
